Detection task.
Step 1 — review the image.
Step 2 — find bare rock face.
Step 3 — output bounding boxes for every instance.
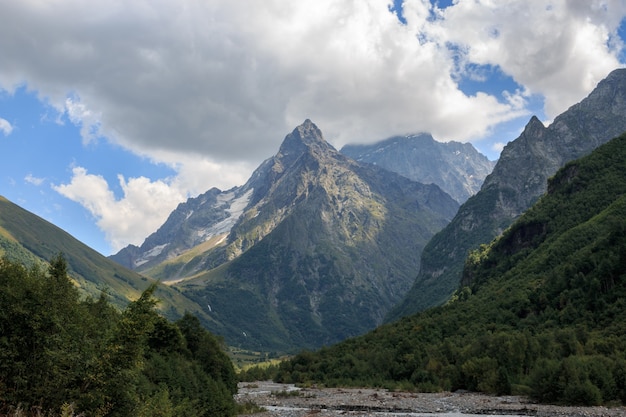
[388,68,626,321]
[341,133,495,204]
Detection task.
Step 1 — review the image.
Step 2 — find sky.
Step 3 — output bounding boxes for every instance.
[1,0,625,256]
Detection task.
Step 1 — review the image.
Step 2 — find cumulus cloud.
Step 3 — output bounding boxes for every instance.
[65,96,103,143]
[52,167,189,252]
[3,0,621,157]
[2,0,625,250]
[0,117,12,136]
[433,0,626,119]
[491,142,506,155]
[49,150,257,252]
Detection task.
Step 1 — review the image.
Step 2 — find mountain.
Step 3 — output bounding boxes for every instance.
[110,186,253,273]
[113,120,460,352]
[274,132,626,405]
[387,67,626,321]
[340,133,496,204]
[0,195,210,321]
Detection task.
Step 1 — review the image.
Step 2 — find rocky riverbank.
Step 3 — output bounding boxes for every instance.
[236,381,626,417]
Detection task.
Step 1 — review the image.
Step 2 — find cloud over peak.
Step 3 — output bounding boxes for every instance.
[2,0,624,252]
[4,1,622,161]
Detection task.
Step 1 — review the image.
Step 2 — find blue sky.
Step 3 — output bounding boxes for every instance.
[1,0,625,256]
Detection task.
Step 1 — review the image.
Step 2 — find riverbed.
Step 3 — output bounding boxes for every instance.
[236,381,626,417]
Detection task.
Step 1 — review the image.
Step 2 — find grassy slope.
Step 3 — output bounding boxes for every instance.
[0,196,211,321]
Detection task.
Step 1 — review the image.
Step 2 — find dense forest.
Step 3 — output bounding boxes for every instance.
[244,133,626,406]
[0,254,237,416]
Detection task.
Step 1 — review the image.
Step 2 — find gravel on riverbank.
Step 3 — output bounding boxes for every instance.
[236,381,626,417]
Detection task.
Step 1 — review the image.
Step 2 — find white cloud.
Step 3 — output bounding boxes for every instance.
[52,167,189,252]
[50,154,254,252]
[4,0,620,157]
[2,0,625,250]
[24,174,45,186]
[65,96,103,143]
[0,117,12,136]
[433,0,626,119]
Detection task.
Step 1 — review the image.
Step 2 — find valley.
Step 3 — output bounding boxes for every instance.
[2,68,626,414]
[3,3,626,416]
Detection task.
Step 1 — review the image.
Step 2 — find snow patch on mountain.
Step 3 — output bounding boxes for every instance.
[196,188,253,240]
[125,188,254,268]
[135,243,168,267]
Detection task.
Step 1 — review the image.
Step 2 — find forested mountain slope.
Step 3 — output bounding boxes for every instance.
[388,67,626,320]
[274,132,626,406]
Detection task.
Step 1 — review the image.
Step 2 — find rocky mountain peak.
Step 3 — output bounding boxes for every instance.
[582,68,626,108]
[340,133,495,204]
[523,115,546,137]
[276,119,336,165]
[115,119,459,351]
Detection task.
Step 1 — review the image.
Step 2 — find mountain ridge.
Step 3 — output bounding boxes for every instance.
[341,133,496,204]
[387,67,626,321]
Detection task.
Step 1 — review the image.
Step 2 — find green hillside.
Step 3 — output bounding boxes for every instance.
[0,196,209,321]
[271,133,626,405]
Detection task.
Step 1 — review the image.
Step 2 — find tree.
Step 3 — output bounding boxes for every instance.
[0,256,238,416]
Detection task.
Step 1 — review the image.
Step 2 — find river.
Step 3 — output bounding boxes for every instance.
[236,381,626,417]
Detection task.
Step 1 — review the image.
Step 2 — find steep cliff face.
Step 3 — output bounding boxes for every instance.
[341,133,496,204]
[387,68,626,321]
